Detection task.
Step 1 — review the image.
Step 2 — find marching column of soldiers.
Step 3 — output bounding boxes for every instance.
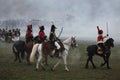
[0,28,20,42]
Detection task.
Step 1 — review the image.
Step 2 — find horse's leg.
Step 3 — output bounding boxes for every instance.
[90,56,96,69]
[21,51,25,59]
[63,54,69,71]
[106,56,111,69]
[101,55,111,69]
[36,55,41,71]
[51,59,61,71]
[14,52,18,62]
[26,52,30,65]
[40,61,46,71]
[101,56,107,67]
[17,52,21,63]
[44,56,48,66]
[42,56,48,66]
[85,56,90,69]
[36,55,45,71]
[26,53,29,63]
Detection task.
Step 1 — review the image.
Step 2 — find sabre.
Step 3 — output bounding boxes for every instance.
[51,21,64,38]
[106,22,109,36]
[58,27,63,38]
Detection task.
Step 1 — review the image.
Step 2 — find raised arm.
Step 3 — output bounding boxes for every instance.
[97,26,100,31]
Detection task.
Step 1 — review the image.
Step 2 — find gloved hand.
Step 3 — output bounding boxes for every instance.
[107,34,109,36]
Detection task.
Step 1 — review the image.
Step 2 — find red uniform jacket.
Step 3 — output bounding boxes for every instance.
[26,30,33,38]
[39,31,45,41]
[97,35,104,43]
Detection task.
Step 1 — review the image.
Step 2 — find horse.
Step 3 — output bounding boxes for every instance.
[12,40,33,64]
[85,38,114,69]
[12,40,26,63]
[25,40,34,64]
[30,36,77,71]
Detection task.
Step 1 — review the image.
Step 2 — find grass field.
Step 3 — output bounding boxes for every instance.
[0,41,120,80]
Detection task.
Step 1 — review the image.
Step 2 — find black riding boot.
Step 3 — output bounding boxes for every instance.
[101,45,106,56]
[54,49,60,57]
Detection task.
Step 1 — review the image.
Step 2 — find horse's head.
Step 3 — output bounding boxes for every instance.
[71,36,77,48]
[105,38,114,48]
[63,36,77,48]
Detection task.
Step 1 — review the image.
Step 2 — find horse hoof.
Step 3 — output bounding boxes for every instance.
[35,68,38,71]
[85,66,88,69]
[93,66,96,69]
[51,68,54,71]
[50,55,54,58]
[65,69,69,72]
[107,67,111,69]
[28,63,31,65]
[14,59,17,62]
[42,68,46,71]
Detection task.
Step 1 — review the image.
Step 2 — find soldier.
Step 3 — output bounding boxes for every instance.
[49,23,61,57]
[97,26,108,54]
[38,25,47,42]
[25,24,33,43]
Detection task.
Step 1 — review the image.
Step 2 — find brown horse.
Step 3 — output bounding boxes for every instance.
[25,40,34,64]
[42,40,64,55]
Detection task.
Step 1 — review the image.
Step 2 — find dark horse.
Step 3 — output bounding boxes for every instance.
[12,40,25,63]
[12,40,33,64]
[85,38,114,69]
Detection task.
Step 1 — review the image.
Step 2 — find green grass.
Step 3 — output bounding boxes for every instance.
[0,41,120,80]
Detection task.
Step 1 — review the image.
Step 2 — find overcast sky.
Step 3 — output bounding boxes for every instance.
[0,0,120,42]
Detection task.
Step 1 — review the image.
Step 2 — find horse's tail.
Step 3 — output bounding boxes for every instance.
[30,43,39,62]
[12,44,17,54]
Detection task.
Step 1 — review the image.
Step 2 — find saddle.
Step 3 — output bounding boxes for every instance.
[97,46,103,54]
[97,46,108,55]
[42,40,65,56]
[33,36,42,43]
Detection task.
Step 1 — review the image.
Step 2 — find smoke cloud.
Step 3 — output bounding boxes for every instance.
[0,0,120,42]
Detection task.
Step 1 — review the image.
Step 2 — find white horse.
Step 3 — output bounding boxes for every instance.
[30,36,77,71]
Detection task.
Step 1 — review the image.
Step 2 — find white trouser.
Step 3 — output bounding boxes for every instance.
[12,36,20,41]
[54,41,60,49]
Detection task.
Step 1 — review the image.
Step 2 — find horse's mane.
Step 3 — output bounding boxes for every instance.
[104,38,114,46]
[63,37,72,44]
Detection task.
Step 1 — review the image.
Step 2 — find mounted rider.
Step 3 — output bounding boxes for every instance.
[38,25,47,42]
[25,24,33,43]
[49,23,62,57]
[33,25,47,43]
[97,26,108,54]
